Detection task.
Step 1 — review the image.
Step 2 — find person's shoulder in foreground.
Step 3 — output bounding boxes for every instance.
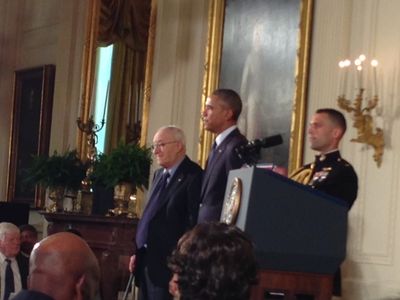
[13,290,54,300]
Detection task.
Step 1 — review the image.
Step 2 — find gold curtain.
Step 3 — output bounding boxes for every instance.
[97,0,150,152]
[98,0,151,51]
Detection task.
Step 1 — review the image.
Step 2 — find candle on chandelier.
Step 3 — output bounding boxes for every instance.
[343,59,351,96]
[371,59,378,96]
[359,54,365,89]
[354,58,362,89]
[102,80,110,122]
[338,60,345,95]
[89,84,96,118]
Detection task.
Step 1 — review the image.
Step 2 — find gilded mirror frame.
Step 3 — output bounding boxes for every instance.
[77,0,157,158]
[199,0,313,173]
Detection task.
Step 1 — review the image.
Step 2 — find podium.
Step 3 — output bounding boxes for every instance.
[221,167,349,299]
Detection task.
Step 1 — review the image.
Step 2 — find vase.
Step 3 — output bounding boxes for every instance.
[111,182,135,216]
[47,186,65,213]
[127,193,138,218]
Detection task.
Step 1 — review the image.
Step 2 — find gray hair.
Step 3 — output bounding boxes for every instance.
[0,222,20,241]
[158,125,186,146]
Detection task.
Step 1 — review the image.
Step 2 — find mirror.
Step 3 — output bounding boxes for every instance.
[77,0,157,159]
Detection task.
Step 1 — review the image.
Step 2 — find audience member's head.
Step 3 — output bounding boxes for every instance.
[0,222,21,258]
[168,222,258,300]
[19,224,39,256]
[27,232,100,300]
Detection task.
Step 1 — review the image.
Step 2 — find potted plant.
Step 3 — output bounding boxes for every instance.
[25,150,86,212]
[90,142,152,215]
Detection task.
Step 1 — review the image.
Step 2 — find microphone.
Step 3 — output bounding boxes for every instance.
[235,134,283,165]
[237,134,283,153]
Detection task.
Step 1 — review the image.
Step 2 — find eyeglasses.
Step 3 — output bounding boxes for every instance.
[151,141,178,151]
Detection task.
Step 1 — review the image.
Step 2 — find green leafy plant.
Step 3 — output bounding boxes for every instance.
[91,142,152,189]
[24,150,86,190]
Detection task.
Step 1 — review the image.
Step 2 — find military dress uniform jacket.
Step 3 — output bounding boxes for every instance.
[290,150,358,208]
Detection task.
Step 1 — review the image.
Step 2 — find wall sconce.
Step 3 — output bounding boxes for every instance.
[125,84,142,144]
[75,83,109,209]
[337,54,385,167]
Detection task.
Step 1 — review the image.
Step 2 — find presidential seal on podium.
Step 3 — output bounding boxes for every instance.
[221,177,242,225]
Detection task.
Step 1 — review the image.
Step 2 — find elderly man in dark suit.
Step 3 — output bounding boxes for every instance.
[129,125,202,300]
[197,88,247,223]
[0,222,29,300]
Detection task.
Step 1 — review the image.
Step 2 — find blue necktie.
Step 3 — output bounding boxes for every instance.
[4,258,14,300]
[136,171,170,248]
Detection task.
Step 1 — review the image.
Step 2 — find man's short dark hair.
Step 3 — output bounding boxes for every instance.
[212,88,242,121]
[19,224,38,237]
[316,108,347,133]
[168,222,258,300]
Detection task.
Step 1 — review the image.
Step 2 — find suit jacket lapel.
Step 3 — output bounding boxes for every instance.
[201,129,240,197]
[148,170,164,198]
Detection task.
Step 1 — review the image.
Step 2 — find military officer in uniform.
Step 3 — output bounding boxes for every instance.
[290,108,358,297]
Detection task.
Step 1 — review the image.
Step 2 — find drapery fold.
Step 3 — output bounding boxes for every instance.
[98,0,151,51]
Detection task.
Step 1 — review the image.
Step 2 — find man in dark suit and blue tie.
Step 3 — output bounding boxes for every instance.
[0,222,29,300]
[197,89,247,223]
[129,126,202,300]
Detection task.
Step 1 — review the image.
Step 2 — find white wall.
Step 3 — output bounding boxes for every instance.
[0,0,23,201]
[0,0,87,201]
[146,0,209,160]
[307,1,400,299]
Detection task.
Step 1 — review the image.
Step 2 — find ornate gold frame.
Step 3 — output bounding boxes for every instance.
[77,0,157,156]
[7,65,56,207]
[77,0,99,159]
[199,0,313,173]
[140,0,158,147]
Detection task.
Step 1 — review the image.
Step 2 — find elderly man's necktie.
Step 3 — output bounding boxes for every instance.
[136,171,170,248]
[4,258,15,300]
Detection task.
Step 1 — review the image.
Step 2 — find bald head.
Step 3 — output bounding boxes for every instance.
[28,232,100,300]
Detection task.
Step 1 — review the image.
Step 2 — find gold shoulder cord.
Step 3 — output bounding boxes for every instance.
[289,163,315,185]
